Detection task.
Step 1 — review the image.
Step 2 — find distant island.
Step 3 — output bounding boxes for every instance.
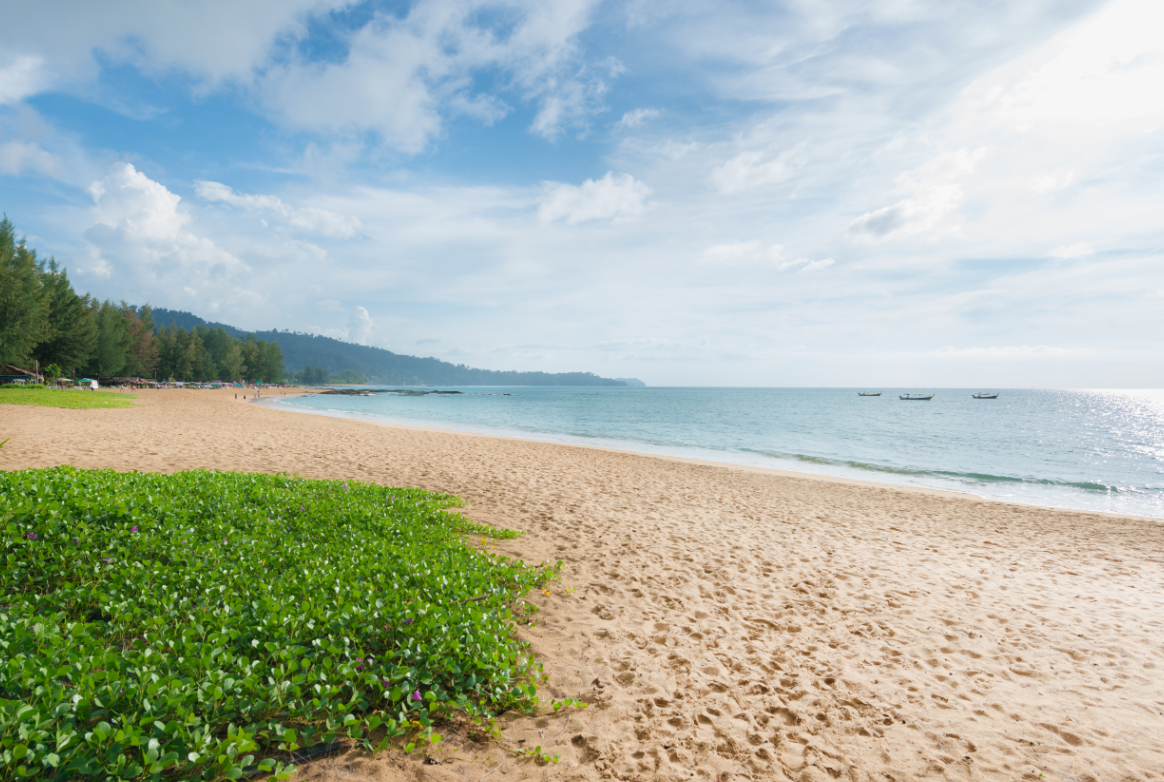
[150,308,644,387]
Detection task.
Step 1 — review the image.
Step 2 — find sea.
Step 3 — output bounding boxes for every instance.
[265,387,1164,520]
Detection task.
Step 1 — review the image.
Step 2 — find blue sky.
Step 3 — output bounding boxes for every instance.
[2,0,1162,386]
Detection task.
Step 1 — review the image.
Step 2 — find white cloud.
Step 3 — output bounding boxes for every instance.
[848,189,963,242]
[348,305,374,346]
[538,172,651,224]
[616,108,660,129]
[779,257,834,273]
[710,142,807,194]
[1031,169,1075,193]
[699,241,784,266]
[702,241,759,263]
[261,0,607,151]
[81,163,250,307]
[1048,242,1094,259]
[528,58,621,140]
[0,140,63,178]
[195,180,360,238]
[0,1,608,152]
[849,148,987,242]
[930,345,1076,358]
[988,0,1164,129]
[0,55,52,104]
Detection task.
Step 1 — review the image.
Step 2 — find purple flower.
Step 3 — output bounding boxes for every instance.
[300,506,305,511]
[222,539,227,544]
[403,618,414,625]
[103,557,110,563]
[130,526,139,532]
[411,690,422,701]
[26,533,37,539]
[343,483,349,490]
[382,679,391,688]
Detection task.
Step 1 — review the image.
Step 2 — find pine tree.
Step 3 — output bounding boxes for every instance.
[34,259,97,375]
[122,303,160,378]
[241,335,261,383]
[86,300,132,377]
[258,340,284,383]
[219,339,244,381]
[0,217,52,368]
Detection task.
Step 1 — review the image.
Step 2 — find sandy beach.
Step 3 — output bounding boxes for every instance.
[3,388,1163,782]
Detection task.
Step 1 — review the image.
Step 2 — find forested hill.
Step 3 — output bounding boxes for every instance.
[150,308,629,387]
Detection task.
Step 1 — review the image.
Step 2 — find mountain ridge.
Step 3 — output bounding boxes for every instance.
[149,308,640,387]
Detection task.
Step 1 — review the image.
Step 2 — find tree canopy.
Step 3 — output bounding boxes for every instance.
[0,217,283,383]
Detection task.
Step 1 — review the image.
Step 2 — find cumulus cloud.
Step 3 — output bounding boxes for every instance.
[81,163,248,304]
[348,305,374,346]
[710,142,806,194]
[195,180,360,238]
[538,172,651,224]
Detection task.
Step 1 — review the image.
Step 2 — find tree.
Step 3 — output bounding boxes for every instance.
[241,335,261,383]
[171,328,198,381]
[86,300,131,377]
[219,340,244,381]
[122,304,159,378]
[33,259,96,375]
[300,365,329,385]
[257,340,283,383]
[0,217,52,367]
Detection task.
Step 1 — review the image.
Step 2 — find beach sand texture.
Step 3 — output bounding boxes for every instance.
[3,389,1163,782]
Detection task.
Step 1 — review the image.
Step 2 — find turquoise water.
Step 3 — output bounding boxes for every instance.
[268,387,1164,519]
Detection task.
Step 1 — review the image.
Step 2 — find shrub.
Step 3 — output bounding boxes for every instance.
[0,468,558,780]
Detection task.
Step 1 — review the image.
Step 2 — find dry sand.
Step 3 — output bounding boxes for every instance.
[2,388,1163,782]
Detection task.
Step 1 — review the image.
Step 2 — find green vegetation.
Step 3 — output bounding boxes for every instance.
[0,386,137,410]
[151,309,627,387]
[1,468,564,781]
[0,217,283,384]
[289,366,367,386]
[153,325,282,384]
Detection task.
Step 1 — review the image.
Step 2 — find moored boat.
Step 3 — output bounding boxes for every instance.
[973,392,998,399]
[899,393,934,400]
[858,392,881,396]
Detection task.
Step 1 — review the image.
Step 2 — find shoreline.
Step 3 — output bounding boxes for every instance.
[258,393,1162,523]
[4,388,1164,781]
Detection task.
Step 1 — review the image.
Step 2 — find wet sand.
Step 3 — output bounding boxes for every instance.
[3,388,1163,782]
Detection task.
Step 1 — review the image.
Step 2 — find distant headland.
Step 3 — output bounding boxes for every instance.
[150,308,644,388]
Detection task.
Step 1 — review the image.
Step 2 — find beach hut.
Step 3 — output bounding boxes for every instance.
[1,364,41,385]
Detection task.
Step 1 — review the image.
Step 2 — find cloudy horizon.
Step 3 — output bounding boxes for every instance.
[2,0,1161,387]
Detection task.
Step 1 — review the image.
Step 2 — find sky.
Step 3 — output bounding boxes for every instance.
[1,0,1162,387]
